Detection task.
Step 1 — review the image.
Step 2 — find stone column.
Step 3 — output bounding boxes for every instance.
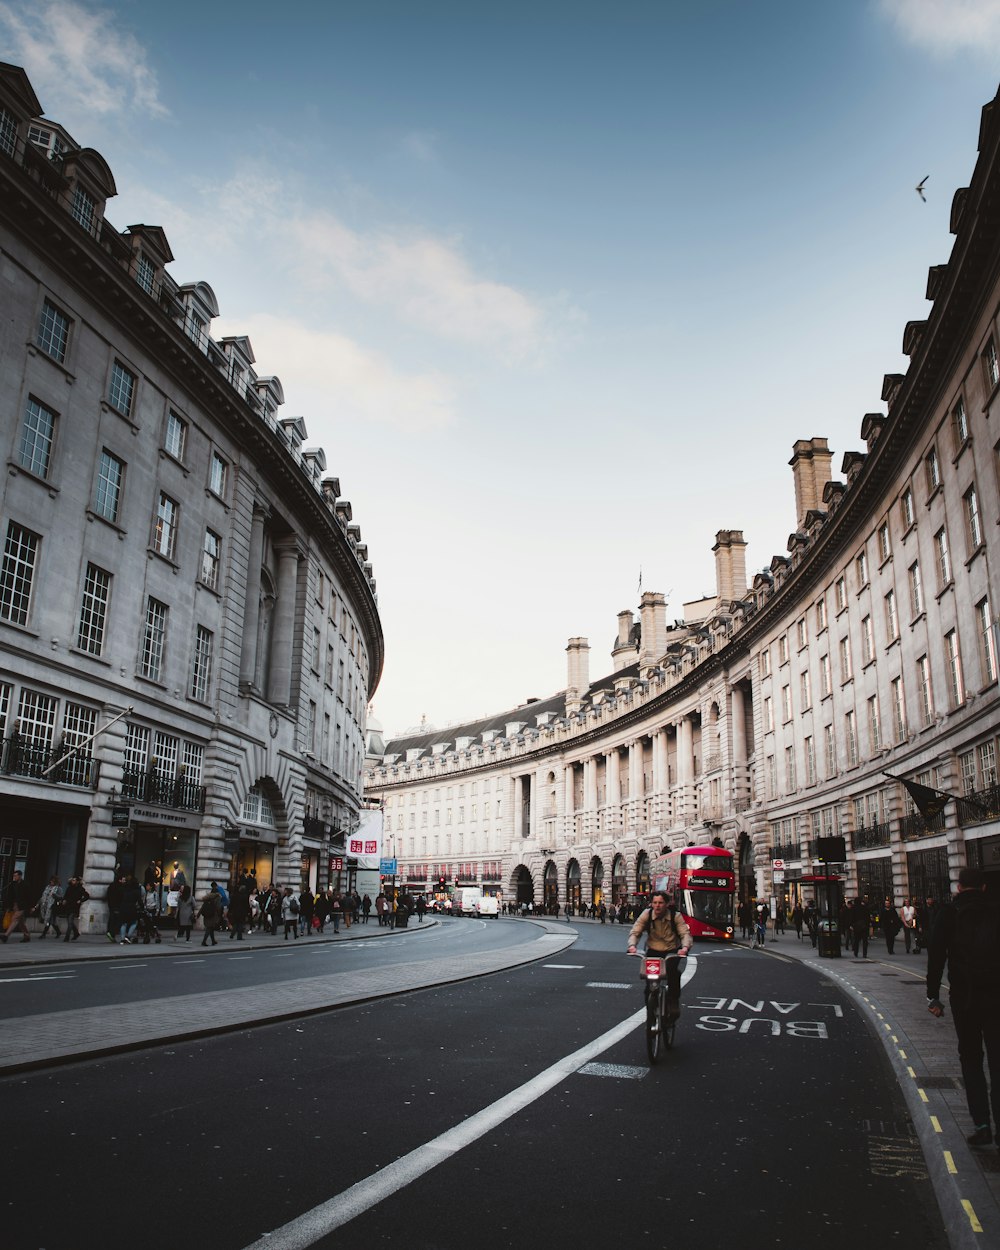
[584,758,598,836]
[266,541,301,705]
[628,742,643,830]
[513,775,524,839]
[239,503,267,689]
[677,717,694,824]
[606,749,620,833]
[564,765,575,844]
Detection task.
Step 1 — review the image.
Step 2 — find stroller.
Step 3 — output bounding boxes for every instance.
[135,906,162,944]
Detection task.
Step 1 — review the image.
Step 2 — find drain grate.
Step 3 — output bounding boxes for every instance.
[578,1062,648,1080]
[867,1135,927,1179]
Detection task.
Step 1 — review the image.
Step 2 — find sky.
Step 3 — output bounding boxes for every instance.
[4,0,1000,738]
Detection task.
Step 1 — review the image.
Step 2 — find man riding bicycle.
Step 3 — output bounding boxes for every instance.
[627,891,692,1022]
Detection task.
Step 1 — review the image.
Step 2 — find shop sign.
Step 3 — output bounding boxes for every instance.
[130,805,202,829]
[111,805,131,826]
[329,855,344,873]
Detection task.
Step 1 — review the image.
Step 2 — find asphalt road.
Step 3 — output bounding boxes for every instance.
[0,916,523,1017]
[5,924,947,1250]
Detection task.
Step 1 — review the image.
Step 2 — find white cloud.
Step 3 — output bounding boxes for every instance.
[212,313,457,434]
[0,0,166,120]
[878,0,1000,54]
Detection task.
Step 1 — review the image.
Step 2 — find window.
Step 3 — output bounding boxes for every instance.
[926,447,942,493]
[867,695,882,753]
[877,522,891,563]
[804,736,816,786]
[124,723,149,773]
[77,563,111,655]
[796,618,807,649]
[325,643,334,686]
[845,710,858,767]
[0,105,15,156]
[313,627,321,672]
[934,527,952,589]
[980,740,998,788]
[18,397,55,478]
[183,741,204,785]
[916,655,934,726]
[815,597,827,631]
[17,687,56,749]
[777,635,788,665]
[0,522,38,625]
[839,636,853,683]
[37,299,69,363]
[885,589,899,642]
[901,487,915,529]
[767,755,777,800]
[200,529,220,590]
[945,630,965,707]
[824,724,836,778]
[856,548,869,588]
[785,745,796,791]
[861,615,874,665]
[140,597,167,681]
[800,669,811,710]
[819,653,832,698]
[763,697,773,732]
[909,561,924,616]
[153,492,178,560]
[71,185,95,232]
[977,598,998,685]
[165,411,186,461]
[965,484,983,552]
[135,253,155,295]
[835,576,847,612]
[954,397,970,448]
[190,626,214,701]
[984,337,1000,391]
[781,685,792,722]
[760,649,771,678]
[94,450,124,523]
[108,360,135,417]
[209,451,228,497]
[61,702,98,785]
[891,676,907,743]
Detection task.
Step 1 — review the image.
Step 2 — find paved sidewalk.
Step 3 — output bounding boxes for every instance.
[748,929,1000,1250]
[0,917,575,1075]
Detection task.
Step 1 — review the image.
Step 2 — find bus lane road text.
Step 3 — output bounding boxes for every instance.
[687,997,844,1038]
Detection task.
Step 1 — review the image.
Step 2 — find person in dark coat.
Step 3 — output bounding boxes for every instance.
[106,873,125,942]
[62,876,89,942]
[928,868,1000,1147]
[0,870,30,942]
[117,875,142,944]
[880,897,903,955]
[852,898,871,959]
[228,884,251,940]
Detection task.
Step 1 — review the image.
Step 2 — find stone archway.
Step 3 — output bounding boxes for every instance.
[612,853,627,905]
[590,856,604,908]
[510,863,534,905]
[566,858,581,910]
[543,859,558,910]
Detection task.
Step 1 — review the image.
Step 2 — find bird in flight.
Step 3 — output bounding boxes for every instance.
[916,175,929,202]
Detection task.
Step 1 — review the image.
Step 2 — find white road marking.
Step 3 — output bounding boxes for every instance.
[0,974,76,983]
[108,963,147,970]
[586,982,632,990]
[241,957,697,1250]
[543,964,584,969]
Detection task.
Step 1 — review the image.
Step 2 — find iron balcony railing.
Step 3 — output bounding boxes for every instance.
[120,764,206,812]
[901,810,946,841]
[769,841,801,861]
[956,783,1000,827]
[851,821,892,850]
[1,734,100,789]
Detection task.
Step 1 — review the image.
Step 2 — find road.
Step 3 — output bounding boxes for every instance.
[3,921,947,1250]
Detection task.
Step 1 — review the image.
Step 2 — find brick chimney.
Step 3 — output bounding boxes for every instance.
[713,530,748,603]
[639,592,667,669]
[612,609,636,672]
[565,637,590,714]
[789,438,834,529]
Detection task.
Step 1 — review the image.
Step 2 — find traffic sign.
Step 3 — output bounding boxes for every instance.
[772,858,785,870]
[379,858,398,875]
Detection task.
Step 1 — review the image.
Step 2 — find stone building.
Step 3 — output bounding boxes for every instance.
[366,83,1000,914]
[0,63,383,929]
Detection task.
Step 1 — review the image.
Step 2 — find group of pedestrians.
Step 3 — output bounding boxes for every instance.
[0,871,89,943]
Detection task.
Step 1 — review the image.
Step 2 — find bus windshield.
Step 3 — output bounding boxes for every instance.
[683,889,734,927]
[682,853,733,873]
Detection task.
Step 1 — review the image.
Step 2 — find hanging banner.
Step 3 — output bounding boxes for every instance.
[349,809,384,869]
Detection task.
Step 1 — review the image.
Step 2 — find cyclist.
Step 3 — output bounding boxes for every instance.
[627,891,692,1022]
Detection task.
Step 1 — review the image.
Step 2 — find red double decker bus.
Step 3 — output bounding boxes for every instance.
[648,844,735,940]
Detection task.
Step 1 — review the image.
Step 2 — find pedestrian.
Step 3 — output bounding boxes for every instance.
[297,886,314,937]
[791,902,804,941]
[0,870,31,942]
[415,894,427,923]
[175,884,195,940]
[229,882,250,940]
[880,897,903,955]
[375,892,387,926]
[804,899,819,948]
[106,872,125,942]
[198,883,223,946]
[62,876,90,942]
[901,898,917,953]
[362,894,372,924]
[265,887,281,934]
[35,876,63,938]
[852,898,871,959]
[738,899,752,939]
[281,887,299,939]
[927,867,1000,1148]
[330,890,342,934]
[117,875,142,944]
[773,902,786,936]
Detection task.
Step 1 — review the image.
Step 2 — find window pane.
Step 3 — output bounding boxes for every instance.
[108,360,135,416]
[0,522,38,625]
[77,563,111,655]
[94,451,124,522]
[37,300,69,363]
[18,397,55,477]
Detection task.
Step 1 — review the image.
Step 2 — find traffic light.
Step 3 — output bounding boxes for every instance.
[437,875,446,889]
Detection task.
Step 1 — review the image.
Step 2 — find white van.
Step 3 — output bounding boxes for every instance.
[476,895,500,919]
[453,887,483,917]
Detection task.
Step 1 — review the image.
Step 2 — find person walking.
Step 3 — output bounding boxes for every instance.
[229,882,250,940]
[106,872,125,943]
[927,867,1000,1148]
[804,899,819,948]
[281,887,299,940]
[880,897,903,955]
[901,898,917,953]
[852,898,871,959]
[0,870,31,942]
[198,883,223,946]
[362,894,372,924]
[35,876,63,938]
[175,884,195,940]
[118,875,142,944]
[62,876,89,942]
[791,902,804,941]
[297,887,314,937]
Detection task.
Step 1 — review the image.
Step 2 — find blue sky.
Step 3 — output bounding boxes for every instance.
[4,0,1000,735]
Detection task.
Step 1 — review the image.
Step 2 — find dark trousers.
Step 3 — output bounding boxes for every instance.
[853,932,869,958]
[952,998,1000,1129]
[643,955,682,1014]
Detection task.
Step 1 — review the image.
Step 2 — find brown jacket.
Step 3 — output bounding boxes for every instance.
[627,906,692,954]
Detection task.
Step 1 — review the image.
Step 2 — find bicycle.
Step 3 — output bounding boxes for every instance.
[637,952,683,1064]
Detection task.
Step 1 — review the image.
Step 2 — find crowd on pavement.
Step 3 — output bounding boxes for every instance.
[735,894,937,958]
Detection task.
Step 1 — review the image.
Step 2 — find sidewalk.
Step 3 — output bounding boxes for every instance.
[751,929,1000,1250]
[0,917,576,1075]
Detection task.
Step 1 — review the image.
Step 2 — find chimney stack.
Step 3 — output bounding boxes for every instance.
[789,438,834,529]
[565,637,590,714]
[713,530,748,603]
[612,609,636,672]
[639,592,667,669]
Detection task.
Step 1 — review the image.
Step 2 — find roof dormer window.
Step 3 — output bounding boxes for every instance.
[0,106,16,157]
[71,185,95,232]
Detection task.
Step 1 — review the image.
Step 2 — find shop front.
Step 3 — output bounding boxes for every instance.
[0,795,90,906]
[113,802,201,921]
[231,825,278,892]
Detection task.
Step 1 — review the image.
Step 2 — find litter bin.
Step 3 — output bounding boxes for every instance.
[817,921,841,958]
[394,911,409,929]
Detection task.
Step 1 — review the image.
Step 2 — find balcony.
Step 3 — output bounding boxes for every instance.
[851,822,891,851]
[769,841,801,861]
[120,764,206,812]
[1,734,100,790]
[901,810,945,841]
[957,783,1000,827]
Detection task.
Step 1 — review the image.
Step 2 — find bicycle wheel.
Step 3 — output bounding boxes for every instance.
[645,984,665,1064]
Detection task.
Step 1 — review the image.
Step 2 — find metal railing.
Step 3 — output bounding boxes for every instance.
[851,822,891,851]
[120,764,206,812]
[957,783,1000,827]
[0,734,100,789]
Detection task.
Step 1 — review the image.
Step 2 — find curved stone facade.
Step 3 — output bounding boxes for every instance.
[367,84,1000,913]
[0,64,383,927]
